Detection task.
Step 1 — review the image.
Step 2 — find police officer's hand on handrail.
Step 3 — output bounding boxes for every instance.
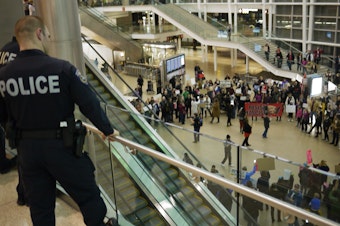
[82,122,119,141]
[105,130,120,142]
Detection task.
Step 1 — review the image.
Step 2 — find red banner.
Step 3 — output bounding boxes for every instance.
[244,103,284,117]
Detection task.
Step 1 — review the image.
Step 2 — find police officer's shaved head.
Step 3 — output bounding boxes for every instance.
[14,16,50,52]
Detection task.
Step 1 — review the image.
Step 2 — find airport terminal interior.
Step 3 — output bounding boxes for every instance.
[1,1,340,226]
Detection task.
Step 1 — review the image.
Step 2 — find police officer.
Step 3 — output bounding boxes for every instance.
[0,36,19,173]
[0,16,119,226]
[0,36,28,206]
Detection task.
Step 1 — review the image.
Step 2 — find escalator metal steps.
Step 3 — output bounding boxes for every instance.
[179,186,195,197]
[92,85,106,94]
[117,196,148,215]
[118,186,140,201]
[165,177,186,193]
[88,79,100,87]
[100,93,112,102]
[122,133,150,145]
[190,204,221,226]
[177,193,203,211]
[114,176,134,191]
[141,155,171,172]
[112,168,125,178]
[205,215,220,226]
[156,167,179,181]
[127,206,158,225]
[142,216,167,226]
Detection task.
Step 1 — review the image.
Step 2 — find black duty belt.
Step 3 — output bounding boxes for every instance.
[19,129,63,139]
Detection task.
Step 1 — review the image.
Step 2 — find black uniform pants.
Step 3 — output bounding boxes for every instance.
[18,139,107,226]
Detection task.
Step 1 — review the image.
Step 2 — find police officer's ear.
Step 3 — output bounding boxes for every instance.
[36,27,50,41]
[36,28,44,41]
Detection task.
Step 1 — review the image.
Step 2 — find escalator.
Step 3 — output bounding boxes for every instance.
[94,136,168,225]
[84,57,232,225]
[79,6,142,62]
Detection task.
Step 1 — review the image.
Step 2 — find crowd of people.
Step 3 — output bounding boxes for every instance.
[265,44,329,76]
[183,143,340,225]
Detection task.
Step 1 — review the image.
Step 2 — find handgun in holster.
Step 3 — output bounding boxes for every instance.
[73,120,87,158]
[61,118,87,157]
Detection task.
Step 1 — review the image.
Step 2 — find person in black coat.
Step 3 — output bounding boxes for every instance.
[0,36,27,207]
[269,183,283,222]
[308,110,322,137]
[242,118,252,146]
[262,113,270,138]
[137,74,144,87]
[257,170,270,210]
[243,181,262,226]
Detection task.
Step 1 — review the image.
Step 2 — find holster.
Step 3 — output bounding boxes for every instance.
[73,120,87,158]
[62,118,87,157]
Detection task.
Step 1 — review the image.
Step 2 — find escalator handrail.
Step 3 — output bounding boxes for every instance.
[84,122,337,226]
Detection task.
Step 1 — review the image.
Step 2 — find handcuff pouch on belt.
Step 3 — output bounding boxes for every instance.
[62,118,87,158]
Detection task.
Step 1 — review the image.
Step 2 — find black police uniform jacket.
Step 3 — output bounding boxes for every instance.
[0,49,113,135]
[0,37,20,69]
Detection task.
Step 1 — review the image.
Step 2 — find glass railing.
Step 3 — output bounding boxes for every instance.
[85,121,339,226]
[91,131,193,225]
[101,104,237,225]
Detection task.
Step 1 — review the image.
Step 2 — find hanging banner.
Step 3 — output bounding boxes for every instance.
[244,102,284,117]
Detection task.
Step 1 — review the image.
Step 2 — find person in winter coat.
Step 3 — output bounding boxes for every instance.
[210,98,221,123]
[242,118,252,146]
[262,113,270,138]
[243,181,262,226]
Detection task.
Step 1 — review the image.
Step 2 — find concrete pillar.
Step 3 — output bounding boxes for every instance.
[227,0,232,26]
[307,0,314,51]
[0,0,24,47]
[302,0,307,53]
[230,48,234,68]
[178,36,181,51]
[203,0,207,22]
[262,0,267,38]
[197,0,202,19]
[234,49,238,67]
[268,0,273,37]
[35,0,85,75]
[233,8,237,35]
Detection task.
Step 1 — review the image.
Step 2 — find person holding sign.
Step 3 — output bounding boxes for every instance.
[285,93,296,122]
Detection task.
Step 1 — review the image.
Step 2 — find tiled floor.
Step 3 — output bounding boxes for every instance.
[1,46,339,225]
